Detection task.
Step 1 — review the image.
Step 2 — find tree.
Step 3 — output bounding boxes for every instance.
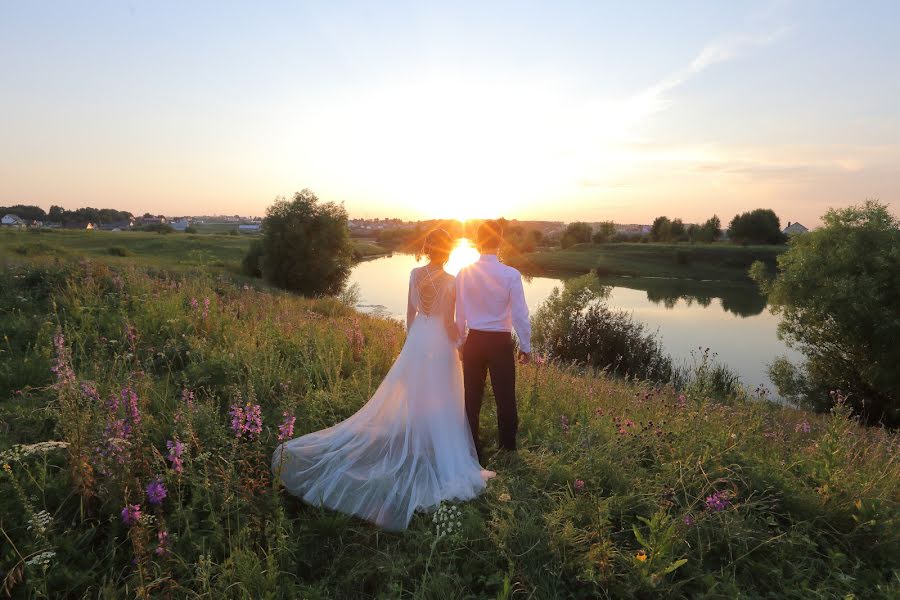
[251,189,353,296]
[560,222,593,249]
[651,216,674,242]
[751,200,900,425]
[591,221,616,244]
[699,215,721,243]
[670,218,686,240]
[728,209,786,244]
[48,205,65,222]
[0,205,46,221]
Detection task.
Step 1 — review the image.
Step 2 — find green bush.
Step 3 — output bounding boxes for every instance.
[532,274,674,382]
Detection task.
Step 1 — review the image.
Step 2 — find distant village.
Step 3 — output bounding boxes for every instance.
[1,206,810,239]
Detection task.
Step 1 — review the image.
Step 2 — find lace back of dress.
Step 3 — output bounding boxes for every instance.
[415,268,449,316]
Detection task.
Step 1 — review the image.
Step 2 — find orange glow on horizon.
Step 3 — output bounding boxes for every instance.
[444,238,480,276]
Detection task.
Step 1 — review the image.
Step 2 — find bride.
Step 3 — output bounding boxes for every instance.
[272,229,494,530]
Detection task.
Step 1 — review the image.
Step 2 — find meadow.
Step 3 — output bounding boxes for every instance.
[507,243,786,282]
[0,229,387,274]
[0,242,897,598]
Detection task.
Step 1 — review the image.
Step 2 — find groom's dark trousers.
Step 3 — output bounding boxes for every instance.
[463,329,518,459]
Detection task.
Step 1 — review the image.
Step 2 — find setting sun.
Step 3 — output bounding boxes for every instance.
[444,238,480,276]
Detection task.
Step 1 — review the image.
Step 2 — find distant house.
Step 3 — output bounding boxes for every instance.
[139,216,167,226]
[170,218,191,231]
[782,221,809,236]
[98,220,134,232]
[2,214,25,227]
[238,222,262,233]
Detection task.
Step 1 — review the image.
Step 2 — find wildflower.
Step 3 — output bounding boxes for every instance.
[560,415,570,435]
[277,412,296,442]
[533,353,547,366]
[24,550,56,567]
[121,504,142,527]
[230,402,263,440]
[574,479,585,492]
[146,478,167,505]
[27,510,53,535]
[166,439,185,473]
[50,330,76,386]
[635,550,647,562]
[155,530,170,556]
[705,490,731,512]
[181,388,195,411]
[81,382,100,402]
[498,492,511,502]
[677,393,687,408]
[202,297,210,319]
[189,297,199,311]
[683,514,695,527]
[795,420,811,433]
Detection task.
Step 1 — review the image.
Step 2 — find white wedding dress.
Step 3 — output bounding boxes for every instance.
[273,266,493,530]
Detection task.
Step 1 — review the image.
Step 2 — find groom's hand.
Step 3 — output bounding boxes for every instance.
[517,351,531,365]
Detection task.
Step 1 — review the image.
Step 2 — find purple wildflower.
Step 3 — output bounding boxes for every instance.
[190,297,199,311]
[277,412,296,442]
[121,504,142,527]
[795,420,811,433]
[166,439,184,474]
[574,479,585,492]
[155,530,170,556]
[51,330,76,386]
[202,297,210,319]
[229,402,263,440]
[560,415,570,435]
[683,514,695,527]
[146,478,167,505]
[81,382,100,402]
[705,491,732,512]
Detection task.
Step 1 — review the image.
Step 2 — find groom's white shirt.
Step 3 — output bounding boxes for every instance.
[456,254,531,353]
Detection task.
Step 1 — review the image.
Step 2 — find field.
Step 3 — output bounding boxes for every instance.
[0,229,387,272]
[0,244,896,598]
[507,243,786,282]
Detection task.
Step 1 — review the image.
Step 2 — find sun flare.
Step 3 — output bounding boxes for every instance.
[444,238,480,276]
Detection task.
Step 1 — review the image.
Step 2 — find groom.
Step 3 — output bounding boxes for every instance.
[456,220,531,461]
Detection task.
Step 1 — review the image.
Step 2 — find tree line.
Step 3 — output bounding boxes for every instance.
[0,204,134,225]
[558,208,789,248]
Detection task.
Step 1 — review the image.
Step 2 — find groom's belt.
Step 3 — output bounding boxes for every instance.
[467,329,511,338]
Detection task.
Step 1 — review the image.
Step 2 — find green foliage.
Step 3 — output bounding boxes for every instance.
[0,204,47,221]
[184,225,198,234]
[0,255,897,598]
[560,221,593,249]
[728,208,786,245]
[753,200,900,424]
[651,216,672,242]
[591,221,616,244]
[254,189,354,296]
[531,274,675,382]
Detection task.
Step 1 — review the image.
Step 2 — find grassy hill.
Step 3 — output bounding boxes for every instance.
[507,242,786,282]
[0,252,896,598]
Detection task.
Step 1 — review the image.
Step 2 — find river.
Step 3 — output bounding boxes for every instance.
[348,249,803,396]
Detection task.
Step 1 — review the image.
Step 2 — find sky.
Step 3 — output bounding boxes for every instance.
[1,1,898,226]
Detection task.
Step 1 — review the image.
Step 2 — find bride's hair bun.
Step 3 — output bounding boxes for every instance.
[423,229,454,264]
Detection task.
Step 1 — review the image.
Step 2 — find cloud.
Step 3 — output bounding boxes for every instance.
[630,26,790,122]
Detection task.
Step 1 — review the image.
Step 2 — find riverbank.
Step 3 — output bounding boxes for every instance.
[1,255,895,598]
[508,242,786,282]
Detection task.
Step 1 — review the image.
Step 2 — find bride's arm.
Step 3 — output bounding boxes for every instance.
[406,271,417,330]
[444,280,460,345]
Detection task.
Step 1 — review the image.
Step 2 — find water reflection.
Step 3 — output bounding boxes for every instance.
[348,252,802,391]
[621,279,767,317]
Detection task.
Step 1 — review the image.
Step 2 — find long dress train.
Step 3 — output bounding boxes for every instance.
[272,266,492,530]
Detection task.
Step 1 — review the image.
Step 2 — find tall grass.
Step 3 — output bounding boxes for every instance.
[0,257,897,598]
